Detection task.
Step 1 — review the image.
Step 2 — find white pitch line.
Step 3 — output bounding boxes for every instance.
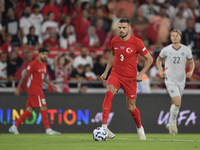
[115,138,200,142]
[62,136,200,142]
[10,135,200,142]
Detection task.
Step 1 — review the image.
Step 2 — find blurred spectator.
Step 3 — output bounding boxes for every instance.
[29,0,37,9]
[85,64,97,81]
[75,9,91,43]
[92,0,108,17]
[137,71,151,93]
[103,49,111,63]
[29,4,44,37]
[2,33,12,55]
[188,0,199,22]
[115,0,135,19]
[149,6,171,43]
[22,26,43,50]
[43,28,59,49]
[7,51,21,81]
[186,57,200,88]
[111,8,127,36]
[2,7,21,45]
[81,26,100,48]
[195,5,200,33]
[182,18,198,49]
[91,7,111,33]
[95,18,106,47]
[141,0,160,20]
[68,45,76,59]
[59,25,76,49]
[41,11,59,40]
[0,23,3,45]
[73,46,93,68]
[0,0,4,22]
[172,2,193,32]
[54,53,74,92]
[19,5,32,37]
[107,0,117,20]
[61,0,77,21]
[0,53,8,83]
[131,7,149,46]
[89,50,97,64]
[149,64,164,89]
[93,55,106,78]
[59,15,75,37]
[70,64,87,93]
[4,0,25,20]
[12,43,23,67]
[22,50,33,64]
[42,0,60,23]
[149,38,164,49]
[163,0,175,22]
[81,2,91,14]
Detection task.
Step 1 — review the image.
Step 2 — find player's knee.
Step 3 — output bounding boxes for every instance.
[26,107,33,112]
[127,104,136,112]
[174,102,181,107]
[40,106,47,111]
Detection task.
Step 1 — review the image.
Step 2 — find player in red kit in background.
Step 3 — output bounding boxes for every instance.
[9,47,60,135]
[100,18,153,140]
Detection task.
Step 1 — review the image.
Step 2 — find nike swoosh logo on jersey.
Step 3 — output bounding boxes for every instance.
[115,47,119,49]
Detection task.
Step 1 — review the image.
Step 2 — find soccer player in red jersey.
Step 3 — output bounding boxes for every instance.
[9,47,60,135]
[100,18,153,140]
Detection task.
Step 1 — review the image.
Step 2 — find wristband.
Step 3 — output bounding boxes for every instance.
[17,85,21,89]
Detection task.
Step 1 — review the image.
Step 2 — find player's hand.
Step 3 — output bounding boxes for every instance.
[50,82,57,91]
[15,88,20,96]
[186,71,193,78]
[159,71,166,78]
[134,74,143,82]
[100,72,107,83]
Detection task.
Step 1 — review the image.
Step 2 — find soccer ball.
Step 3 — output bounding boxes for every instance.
[93,127,108,141]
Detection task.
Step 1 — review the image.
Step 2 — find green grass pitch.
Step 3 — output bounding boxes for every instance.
[0,134,200,150]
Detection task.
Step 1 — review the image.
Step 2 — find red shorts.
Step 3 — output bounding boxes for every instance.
[26,93,46,108]
[106,74,137,99]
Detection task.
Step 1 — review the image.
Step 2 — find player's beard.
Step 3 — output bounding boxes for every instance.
[41,57,47,62]
[120,31,128,39]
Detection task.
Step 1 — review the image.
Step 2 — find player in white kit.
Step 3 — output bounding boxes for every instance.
[156,29,194,135]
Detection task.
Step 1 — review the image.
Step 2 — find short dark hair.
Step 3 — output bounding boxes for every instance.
[48,11,53,17]
[32,4,39,9]
[119,18,130,25]
[39,47,49,53]
[29,26,35,32]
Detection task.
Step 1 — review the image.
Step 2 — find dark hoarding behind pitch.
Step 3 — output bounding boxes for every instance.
[0,93,199,133]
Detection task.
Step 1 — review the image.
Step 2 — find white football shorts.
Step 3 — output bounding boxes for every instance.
[165,82,185,98]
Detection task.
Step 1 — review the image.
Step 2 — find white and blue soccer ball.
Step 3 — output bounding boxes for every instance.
[93,127,108,141]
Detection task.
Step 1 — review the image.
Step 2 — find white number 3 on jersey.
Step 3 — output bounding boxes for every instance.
[120,54,124,61]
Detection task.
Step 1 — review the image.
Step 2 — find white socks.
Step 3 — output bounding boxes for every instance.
[169,104,180,124]
[102,124,107,129]
[137,126,143,132]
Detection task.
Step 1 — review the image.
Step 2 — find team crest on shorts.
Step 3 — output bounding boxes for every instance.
[171,89,174,93]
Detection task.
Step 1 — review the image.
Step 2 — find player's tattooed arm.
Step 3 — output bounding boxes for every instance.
[44,75,57,91]
[44,76,51,84]
[18,71,29,86]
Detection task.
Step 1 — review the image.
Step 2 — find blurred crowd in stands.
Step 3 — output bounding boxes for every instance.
[0,0,200,93]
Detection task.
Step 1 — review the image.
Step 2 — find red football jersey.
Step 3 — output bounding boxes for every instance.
[26,58,47,95]
[111,35,148,78]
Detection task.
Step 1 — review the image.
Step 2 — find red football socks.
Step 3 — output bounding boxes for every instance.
[40,110,50,129]
[102,91,114,124]
[15,110,32,127]
[129,107,142,128]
